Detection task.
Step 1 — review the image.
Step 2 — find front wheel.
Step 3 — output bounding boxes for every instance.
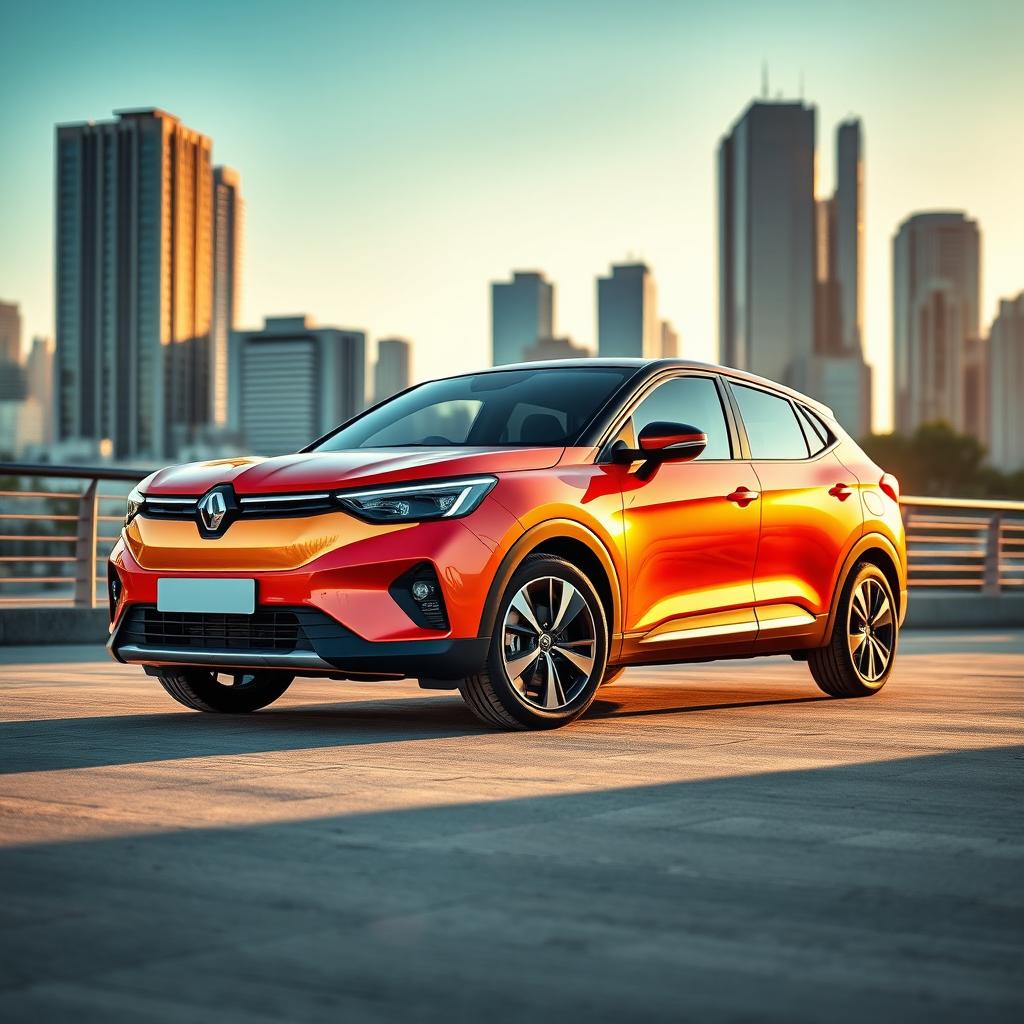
[156,668,294,713]
[458,554,609,730]
[808,562,898,697]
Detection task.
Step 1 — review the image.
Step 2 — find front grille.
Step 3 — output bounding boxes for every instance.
[140,492,335,521]
[120,607,306,652]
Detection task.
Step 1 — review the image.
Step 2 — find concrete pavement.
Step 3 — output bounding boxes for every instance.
[0,631,1022,1022]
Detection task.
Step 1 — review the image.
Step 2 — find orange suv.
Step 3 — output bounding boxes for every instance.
[108,360,907,729]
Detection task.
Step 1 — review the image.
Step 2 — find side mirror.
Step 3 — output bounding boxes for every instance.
[612,422,707,479]
[637,421,708,459]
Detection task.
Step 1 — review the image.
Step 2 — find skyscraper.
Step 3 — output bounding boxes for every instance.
[718,100,816,390]
[523,336,591,361]
[597,262,659,359]
[233,316,365,455]
[660,320,680,358]
[491,271,554,366]
[892,212,981,435]
[374,337,411,403]
[55,108,215,460]
[26,337,54,445]
[211,166,243,428]
[834,120,864,356]
[988,293,1024,472]
[719,104,870,435]
[0,301,21,364]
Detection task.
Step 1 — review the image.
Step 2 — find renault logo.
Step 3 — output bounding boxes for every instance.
[198,490,229,533]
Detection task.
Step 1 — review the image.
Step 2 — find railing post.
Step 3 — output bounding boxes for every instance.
[982,512,1002,597]
[73,479,98,608]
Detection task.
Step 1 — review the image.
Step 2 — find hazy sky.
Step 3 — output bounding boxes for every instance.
[2,0,1022,430]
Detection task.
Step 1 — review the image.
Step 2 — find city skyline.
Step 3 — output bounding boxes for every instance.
[2,1,1023,433]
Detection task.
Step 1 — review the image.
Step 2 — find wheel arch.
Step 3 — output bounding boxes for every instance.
[822,533,906,644]
[477,520,622,646]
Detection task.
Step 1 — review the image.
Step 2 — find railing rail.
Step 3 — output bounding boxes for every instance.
[0,462,149,609]
[0,463,1022,607]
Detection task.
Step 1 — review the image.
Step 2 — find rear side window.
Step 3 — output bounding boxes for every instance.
[796,404,831,455]
[630,376,731,459]
[731,384,809,460]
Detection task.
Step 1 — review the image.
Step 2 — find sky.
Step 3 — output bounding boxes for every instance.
[1,0,1022,431]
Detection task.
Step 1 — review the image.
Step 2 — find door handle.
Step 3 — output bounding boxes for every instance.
[829,482,854,501]
[726,487,760,506]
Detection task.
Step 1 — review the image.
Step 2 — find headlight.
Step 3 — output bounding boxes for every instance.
[335,477,496,523]
[125,486,145,527]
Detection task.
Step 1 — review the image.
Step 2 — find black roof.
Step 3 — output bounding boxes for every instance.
[467,359,835,419]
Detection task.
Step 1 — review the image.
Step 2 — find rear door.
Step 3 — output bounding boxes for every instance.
[614,373,762,660]
[726,381,864,648]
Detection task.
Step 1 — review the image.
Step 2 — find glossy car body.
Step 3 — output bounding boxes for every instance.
[108,359,907,722]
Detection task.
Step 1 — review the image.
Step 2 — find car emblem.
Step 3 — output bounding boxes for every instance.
[198,490,229,533]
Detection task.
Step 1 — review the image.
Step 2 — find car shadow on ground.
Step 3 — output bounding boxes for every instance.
[0,684,837,775]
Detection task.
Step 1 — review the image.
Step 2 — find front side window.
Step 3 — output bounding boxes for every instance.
[629,376,732,460]
[731,384,809,460]
[314,367,634,450]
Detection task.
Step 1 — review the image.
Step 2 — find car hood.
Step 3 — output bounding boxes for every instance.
[142,447,564,496]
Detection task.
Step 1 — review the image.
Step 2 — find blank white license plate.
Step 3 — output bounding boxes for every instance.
[157,578,256,615]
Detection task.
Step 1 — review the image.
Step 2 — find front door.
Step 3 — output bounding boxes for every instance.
[616,374,762,661]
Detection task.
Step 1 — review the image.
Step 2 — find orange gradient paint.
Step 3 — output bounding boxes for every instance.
[109,361,908,713]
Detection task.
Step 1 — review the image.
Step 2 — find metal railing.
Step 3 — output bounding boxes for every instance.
[0,463,147,608]
[0,463,1022,607]
[901,496,1024,595]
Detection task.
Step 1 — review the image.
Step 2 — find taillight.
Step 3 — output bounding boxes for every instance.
[879,473,900,503]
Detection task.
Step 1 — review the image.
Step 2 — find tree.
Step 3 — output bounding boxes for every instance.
[859,422,1024,500]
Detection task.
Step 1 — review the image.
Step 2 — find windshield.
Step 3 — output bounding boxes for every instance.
[313,367,635,450]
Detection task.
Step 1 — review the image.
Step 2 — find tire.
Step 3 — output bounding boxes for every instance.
[156,668,294,713]
[600,666,626,687]
[458,554,609,730]
[808,562,898,698]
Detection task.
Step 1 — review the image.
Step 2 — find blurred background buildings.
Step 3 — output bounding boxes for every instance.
[0,89,1020,482]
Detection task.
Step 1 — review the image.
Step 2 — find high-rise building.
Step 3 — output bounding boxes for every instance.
[523,336,591,361]
[374,337,411,403]
[834,120,864,357]
[892,212,981,436]
[0,301,21,363]
[660,320,679,358]
[718,100,816,390]
[211,166,243,428]
[597,262,659,359]
[988,293,1024,472]
[719,104,870,434]
[55,108,215,460]
[233,316,365,455]
[811,124,872,437]
[26,336,54,445]
[491,271,554,366]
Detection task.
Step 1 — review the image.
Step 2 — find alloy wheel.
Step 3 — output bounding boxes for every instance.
[501,576,597,710]
[847,577,894,683]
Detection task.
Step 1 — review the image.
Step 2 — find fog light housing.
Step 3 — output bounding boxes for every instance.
[390,563,449,631]
[107,564,123,622]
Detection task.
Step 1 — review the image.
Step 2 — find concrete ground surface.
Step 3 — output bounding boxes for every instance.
[0,630,1021,1023]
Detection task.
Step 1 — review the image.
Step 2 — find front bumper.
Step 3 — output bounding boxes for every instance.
[107,497,520,678]
[108,604,489,679]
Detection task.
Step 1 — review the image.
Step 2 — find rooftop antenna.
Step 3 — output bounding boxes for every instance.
[761,61,769,99]
[799,70,805,101]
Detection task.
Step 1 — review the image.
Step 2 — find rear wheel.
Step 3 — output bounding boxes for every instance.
[458,554,608,730]
[808,562,897,697]
[156,668,294,713]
